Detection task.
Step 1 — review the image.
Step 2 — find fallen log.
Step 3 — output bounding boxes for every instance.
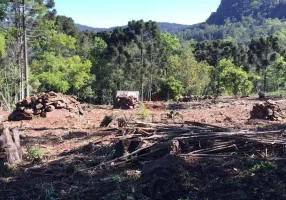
[184,121,230,132]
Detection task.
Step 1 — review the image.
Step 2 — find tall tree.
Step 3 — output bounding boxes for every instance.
[248,35,282,92]
[194,39,248,67]
[2,0,56,100]
[168,49,211,95]
[127,20,160,100]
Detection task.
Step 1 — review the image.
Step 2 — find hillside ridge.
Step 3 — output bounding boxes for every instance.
[75,22,197,33]
[207,0,286,25]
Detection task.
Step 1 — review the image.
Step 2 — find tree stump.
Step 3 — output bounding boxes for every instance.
[100,116,114,127]
[258,92,265,99]
[0,122,22,175]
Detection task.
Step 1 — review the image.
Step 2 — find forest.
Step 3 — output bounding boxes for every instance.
[0,0,286,105]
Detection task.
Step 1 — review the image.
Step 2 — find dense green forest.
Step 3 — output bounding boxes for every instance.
[1,0,286,105]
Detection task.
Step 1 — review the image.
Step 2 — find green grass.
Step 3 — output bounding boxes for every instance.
[265,90,286,97]
[249,89,286,97]
[26,145,44,161]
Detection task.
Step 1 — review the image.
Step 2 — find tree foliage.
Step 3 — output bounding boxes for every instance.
[0,33,5,57]
[207,0,286,25]
[1,0,286,107]
[168,49,211,95]
[31,53,92,93]
[159,76,183,101]
[215,59,253,95]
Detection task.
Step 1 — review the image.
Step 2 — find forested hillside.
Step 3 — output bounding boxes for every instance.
[177,0,286,43]
[207,0,286,25]
[1,0,286,107]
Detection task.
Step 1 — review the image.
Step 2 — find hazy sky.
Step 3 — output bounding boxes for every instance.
[54,0,221,28]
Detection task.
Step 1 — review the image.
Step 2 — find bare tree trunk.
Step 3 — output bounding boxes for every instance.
[140,34,144,102]
[140,50,144,102]
[263,72,267,92]
[149,55,153,101]
[22,0,29,97]
[19,44,24,100]
[141,72,144,101]
[149,73,152,101]
[15,3,24,100]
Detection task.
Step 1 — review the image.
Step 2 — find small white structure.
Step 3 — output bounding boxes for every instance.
[116,91,140,100]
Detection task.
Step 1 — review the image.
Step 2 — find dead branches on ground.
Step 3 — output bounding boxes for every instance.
[80,120,286,171]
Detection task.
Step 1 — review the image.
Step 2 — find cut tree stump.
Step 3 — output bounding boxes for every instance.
[100,116,114,127]
[0,123,22,175]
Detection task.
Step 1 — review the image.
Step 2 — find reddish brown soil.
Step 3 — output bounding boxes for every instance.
[2,98,286,167]
[1,97,286,200]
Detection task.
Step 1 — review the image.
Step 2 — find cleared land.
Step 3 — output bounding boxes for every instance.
[1,97,286,200]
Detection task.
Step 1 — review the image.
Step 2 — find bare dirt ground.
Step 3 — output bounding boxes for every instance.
[1,97,286,200]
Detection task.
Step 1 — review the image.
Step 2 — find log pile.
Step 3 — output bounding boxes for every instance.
[113,96,140,109]
[8,92,84,121]
[179,95,213,102]
[0,118,22,175]
[250,100,285,121]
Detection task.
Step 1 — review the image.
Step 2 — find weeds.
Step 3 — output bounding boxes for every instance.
[44,184,60,200]
[26,145,44,161]
[138,104,150,120]
[109,173,122,182]
[251,161,277,171]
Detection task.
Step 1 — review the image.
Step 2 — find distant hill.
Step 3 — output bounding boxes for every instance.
[75,24,113,33]
[207,0,286,25]
[75,22,194,33]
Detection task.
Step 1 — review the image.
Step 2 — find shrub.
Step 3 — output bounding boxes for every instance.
[26,145,44,161]
[158,76,183,101]
[214,59,253,96]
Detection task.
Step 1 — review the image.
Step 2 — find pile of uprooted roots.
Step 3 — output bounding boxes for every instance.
[250,100,285,121]
[8,92,83,121]
[113,96,140,109]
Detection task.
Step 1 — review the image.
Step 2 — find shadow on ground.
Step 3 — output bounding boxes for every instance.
[2,123,286,200]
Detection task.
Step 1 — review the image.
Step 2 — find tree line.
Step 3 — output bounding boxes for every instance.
[1,1,286,106]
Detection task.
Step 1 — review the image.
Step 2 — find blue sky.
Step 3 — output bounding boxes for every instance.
[54,0,221,28]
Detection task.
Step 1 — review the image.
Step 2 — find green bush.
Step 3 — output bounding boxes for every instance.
[214,59,253,96]
[158,76,183,101]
